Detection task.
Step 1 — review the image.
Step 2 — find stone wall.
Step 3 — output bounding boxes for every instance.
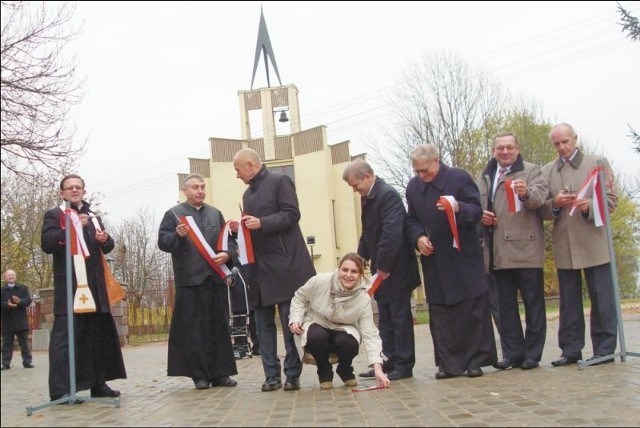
[37,286,129,347]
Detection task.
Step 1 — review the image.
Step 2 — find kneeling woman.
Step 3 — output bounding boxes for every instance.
[289,252,390,390]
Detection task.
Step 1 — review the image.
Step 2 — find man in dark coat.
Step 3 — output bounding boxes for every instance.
[405,145,497,379]
[342,159,421,380]
[1,270,34,370]
[158,174,238,390]
[41,174,126,402]
[232,148,316,392]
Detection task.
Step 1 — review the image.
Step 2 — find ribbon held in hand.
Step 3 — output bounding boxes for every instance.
[504,179,522,213]
[220,219,255,265]
[438,196,460,251]
[568,166,605,227]
[180,215,232,279]
[367,273,384,297]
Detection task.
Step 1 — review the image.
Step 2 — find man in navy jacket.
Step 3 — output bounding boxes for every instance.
[343,159,421,380]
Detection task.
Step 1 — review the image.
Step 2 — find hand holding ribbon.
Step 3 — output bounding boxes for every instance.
[568,166,606,227]
[437,195,460,251]
[367,273,384,297]
[179,215,232,279]
[220,218,255,265]
[504,179,522,213]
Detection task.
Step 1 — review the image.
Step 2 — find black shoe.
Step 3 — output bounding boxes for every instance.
[435,371,455,380]
[23,363,34,368]
[91,383,122,397]
[194,379,210,390]
[586,355,614,366]
[283,376,300,391]
[261,377,282,392]
[211,376,237,387]
[551,355,581,367]
[251,346,261,356]
[387,370,412,381]
[50,395,85,405]
[467,367,483,378]
[1,364,9,370]
[358,369,376,378]
[493,358,522,370]
[520,359,539,370]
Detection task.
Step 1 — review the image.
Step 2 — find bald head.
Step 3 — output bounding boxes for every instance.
[233,148,263,184]
[4,270,16,283]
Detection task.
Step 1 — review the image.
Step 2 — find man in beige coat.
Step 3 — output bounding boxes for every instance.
[478,132,548,371]
[541,123,617,367]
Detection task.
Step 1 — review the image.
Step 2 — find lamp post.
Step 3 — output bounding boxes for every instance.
[105,254,116,279]
[306,236,315,266]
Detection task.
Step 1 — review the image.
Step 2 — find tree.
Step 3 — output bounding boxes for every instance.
[1,1,84,178]
[110,208,173,307]
[609,193,640,298]
[616,2,640,154]
[365,50,639,297]
[628,125,640,154]
[618,2,640,41]
[366,51,552,194]
[0,170,60,289]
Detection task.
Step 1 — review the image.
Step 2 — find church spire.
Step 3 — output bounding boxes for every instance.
[250,7,283,89]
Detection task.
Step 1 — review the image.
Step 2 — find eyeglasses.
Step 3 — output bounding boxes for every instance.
[413,160,436,175]
[63,185,84,191]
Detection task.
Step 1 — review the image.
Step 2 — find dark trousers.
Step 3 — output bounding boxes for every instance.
[254,301,301,379]
[557,263,617,358]
[305,324,359,382]
[1,329,32,366]
[376,291,415,374]
[494,268,546,362]
[487,272,507,357]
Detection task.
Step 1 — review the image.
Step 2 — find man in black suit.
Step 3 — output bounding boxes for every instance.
[1,269,34,370]
[343,159,421,380]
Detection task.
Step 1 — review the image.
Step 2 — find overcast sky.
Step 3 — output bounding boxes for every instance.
[67,1,640,227]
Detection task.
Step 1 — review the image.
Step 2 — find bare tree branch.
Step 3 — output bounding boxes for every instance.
[617,2,640,41]
[1,1,85,178]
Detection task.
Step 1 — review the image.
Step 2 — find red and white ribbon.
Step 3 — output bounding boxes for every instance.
[569,166,605,227]
[438,196,460,251]
[59,205,95,313]
[180,215,232,279]
[504,179,522,213]
[367,273,384,297]
[220,220,255,265]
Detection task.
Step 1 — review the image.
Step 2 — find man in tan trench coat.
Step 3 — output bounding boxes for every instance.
[541,123,617,367]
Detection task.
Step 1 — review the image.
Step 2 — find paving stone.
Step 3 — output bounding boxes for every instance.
[2,315,640,427]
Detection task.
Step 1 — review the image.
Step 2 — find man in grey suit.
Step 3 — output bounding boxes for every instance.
[541,123,617,367]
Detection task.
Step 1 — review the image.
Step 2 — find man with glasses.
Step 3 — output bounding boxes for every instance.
[41,174,126,403]
[405,145,497,379]
[342,159,421,381]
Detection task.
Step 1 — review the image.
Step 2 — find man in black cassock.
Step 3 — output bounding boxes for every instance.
[158,174,238,389]
[41,174,126,402]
